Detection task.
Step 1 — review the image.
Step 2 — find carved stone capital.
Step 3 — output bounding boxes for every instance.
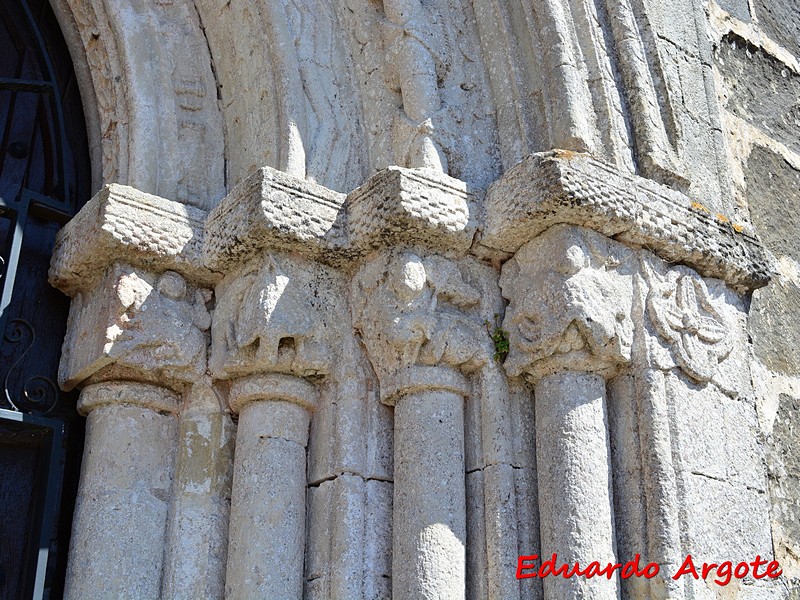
[500,225,635,382]
[59,263,211,392]
[210,253,341,381]
[48,184,218,392]
[352,251,492,404]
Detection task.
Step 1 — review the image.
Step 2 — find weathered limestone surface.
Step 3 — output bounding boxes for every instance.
[49,183,216,295]
[64,382,179,600]
[225,376,317,600]
[51,0,225,207]
[48,182,231,599]
[744,146,800,267]
[534,372,619,600]
[45,0,800,596]
[209,250,342,599]
[751,0,800,65]
[58,264,210,391]
[352,250,493,599]
[717,35,800,157]
[161,382,235,600]
[768,394,800,588]
[483,152,773,291]
[711,15,800,580]
[501,226,632,599]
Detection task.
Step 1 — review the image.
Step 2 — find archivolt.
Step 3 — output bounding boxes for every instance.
[193,0,368,194]
[49,0,226,210]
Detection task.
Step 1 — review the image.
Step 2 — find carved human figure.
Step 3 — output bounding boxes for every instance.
[61,269,205,600]
[58,266,211,390]
[353,251,491,599]
[112,270,211,376]
[281,0,363,189]
[489,0,686,184]
[383,0,452,171]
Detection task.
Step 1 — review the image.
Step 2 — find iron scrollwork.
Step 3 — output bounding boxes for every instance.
[2,318,59,415]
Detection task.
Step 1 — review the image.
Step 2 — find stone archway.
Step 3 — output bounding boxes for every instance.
[48,0,226,210]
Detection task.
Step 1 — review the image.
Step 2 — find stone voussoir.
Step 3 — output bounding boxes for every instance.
[482,150,775,290]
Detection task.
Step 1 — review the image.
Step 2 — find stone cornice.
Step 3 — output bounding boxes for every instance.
[49,184,217,295]
[53,152,774,295]
[482,151,774,291]
[203,165,476,273]
[203,167,347,273]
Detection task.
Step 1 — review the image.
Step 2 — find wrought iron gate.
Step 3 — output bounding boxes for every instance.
[0,0,91,597]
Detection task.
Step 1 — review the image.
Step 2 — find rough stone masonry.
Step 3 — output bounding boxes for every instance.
[46,0,800,597]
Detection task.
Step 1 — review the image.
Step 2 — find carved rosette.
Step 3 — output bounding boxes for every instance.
[642,260,732,383]
[499,225,635,382]
[351,250,492,403]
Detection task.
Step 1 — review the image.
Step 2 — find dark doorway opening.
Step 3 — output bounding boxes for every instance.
[0,0,91,597]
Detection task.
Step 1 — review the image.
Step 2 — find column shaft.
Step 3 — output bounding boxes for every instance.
[534,371,620,599]
[65,382,178,600]
[225,394,312,600]
[392,389,467,600]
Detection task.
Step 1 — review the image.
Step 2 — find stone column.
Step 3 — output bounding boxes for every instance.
[53,266,211,600]
[500,225,636,600]
[534,372,618,600]
[209,252,342,600]
[352,251,492,600]
[64,382,179,599]
[161,381,235,600]
[224,373,319,600]
[48,185,217,600]
[390,368,469,599]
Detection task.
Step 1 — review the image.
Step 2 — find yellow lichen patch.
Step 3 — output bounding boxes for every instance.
[732,223,745,233]
[716,213,730,223]
[552,148,585,160]
[691,201,710,213]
